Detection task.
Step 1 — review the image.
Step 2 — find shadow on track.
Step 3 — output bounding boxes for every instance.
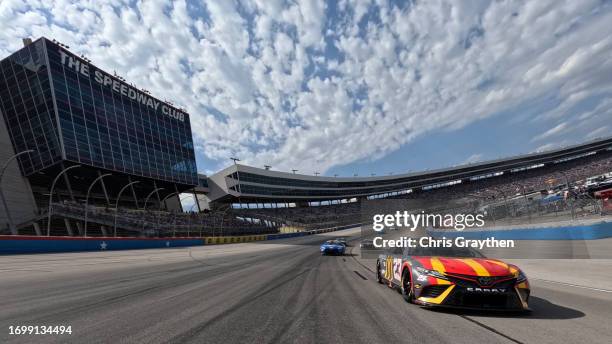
[426,296,585,320]
[524,296,585,319]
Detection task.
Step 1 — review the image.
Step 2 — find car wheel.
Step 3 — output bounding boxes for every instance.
[401,270,413,303]
[376,262,384,284]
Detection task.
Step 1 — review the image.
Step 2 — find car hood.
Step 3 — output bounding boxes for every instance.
[413,257,512,277]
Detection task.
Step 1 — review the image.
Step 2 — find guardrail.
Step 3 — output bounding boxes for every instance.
[203,223,360,244]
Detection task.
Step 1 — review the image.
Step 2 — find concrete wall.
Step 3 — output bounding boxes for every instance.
[0,110,38,233]
[195,192,210,210]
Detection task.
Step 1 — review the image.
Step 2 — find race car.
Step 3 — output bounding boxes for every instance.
[320,240,346,255]
[360,239,375,249]
[376,246,530,311]
[335,237,349,246]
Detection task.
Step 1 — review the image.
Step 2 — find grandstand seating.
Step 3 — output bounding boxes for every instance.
[237,151,612,229]
[47,202,276,237]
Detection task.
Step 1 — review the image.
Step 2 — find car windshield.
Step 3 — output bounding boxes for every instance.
[407,246,484,258]
[325,240,340,245]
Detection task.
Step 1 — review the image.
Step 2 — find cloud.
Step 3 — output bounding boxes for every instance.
[463,154,484,164]
[532,122,569,142]
[587,126,609,140]
[1,0,611,175]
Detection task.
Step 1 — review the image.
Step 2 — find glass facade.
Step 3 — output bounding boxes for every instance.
[0,38,197,186]
[230,171,466,191]
[0,39,62,175]
[233,183,416,197]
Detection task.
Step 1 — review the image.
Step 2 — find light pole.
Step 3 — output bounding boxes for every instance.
[519,184,531,223]
[143,188,165,210]
[142,187,164,234]
[189,203,199,237]
[230,157,241,207]
[559,171,575,219]
[47,164,81,236]
[113,181,140,237]
[156,191,180,235]
[172,194,193,237]
[0,149,34,234]
[160,191,180,211]
[217,206,233,238]
[84,173,112,236]
[496,188,510,222]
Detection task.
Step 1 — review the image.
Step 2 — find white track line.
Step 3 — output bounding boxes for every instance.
[534,278,612,293]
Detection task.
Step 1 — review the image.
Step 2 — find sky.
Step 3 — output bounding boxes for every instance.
[1,0,611,177]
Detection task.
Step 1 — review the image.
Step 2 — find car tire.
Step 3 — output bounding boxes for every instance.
[401,270,413,303]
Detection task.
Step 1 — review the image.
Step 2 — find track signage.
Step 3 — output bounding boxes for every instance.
[58,49,186,122]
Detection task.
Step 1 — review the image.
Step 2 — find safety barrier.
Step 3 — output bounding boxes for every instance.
[204,235,267,245]
[266,232,307,240]
[204,224,360,243]
[0,223,362,254]
[0,236,204,254]
[428,221,612,240]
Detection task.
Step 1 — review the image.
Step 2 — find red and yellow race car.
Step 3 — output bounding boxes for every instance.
[376,246,530,311]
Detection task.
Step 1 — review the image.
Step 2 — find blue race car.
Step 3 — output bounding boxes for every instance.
[320,240,346,255]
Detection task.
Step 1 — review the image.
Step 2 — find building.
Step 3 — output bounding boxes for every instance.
[0,37,197,234]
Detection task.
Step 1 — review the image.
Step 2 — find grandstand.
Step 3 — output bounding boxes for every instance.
[0,37,198,236]
[204,137,612,204]
[200,138,612,231]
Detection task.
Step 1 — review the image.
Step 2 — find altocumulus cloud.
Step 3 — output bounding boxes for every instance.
[1,0,612,174]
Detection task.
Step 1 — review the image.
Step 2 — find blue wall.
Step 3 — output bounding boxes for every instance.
[0,223,359,255]
[429,221,612,240]
[0,237,203,255]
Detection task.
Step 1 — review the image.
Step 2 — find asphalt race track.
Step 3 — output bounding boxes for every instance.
[1,228,611,344]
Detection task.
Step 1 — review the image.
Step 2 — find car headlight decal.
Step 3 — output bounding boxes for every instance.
[414,266,449,281]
